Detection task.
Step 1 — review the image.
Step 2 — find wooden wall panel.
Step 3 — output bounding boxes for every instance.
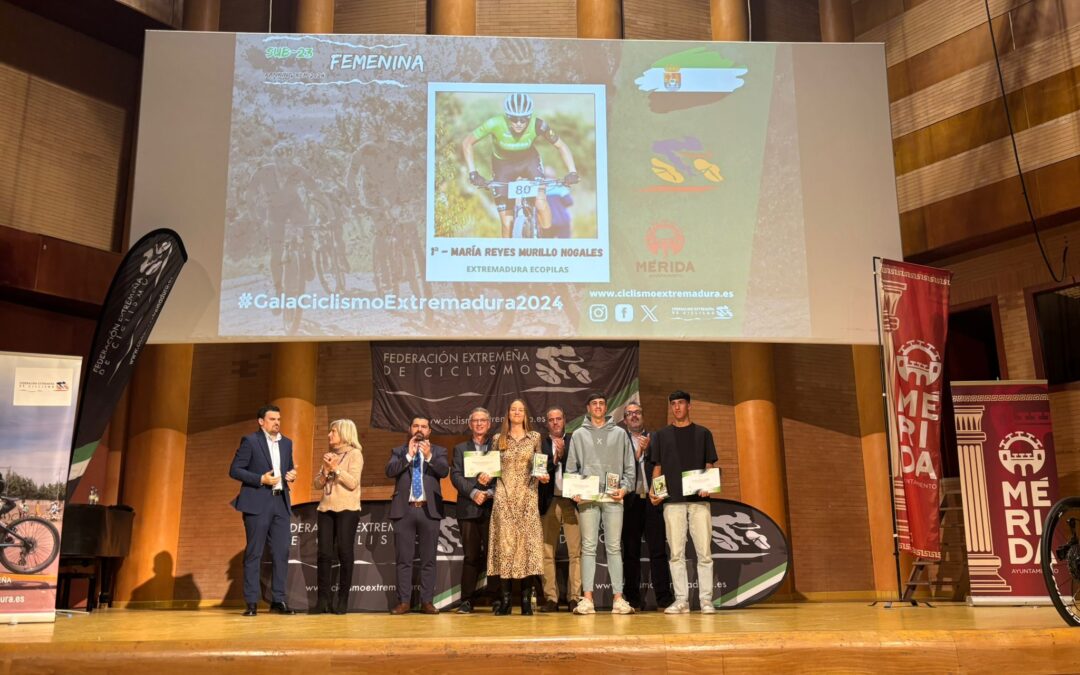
[335,0,427,34]
[639,341,741,501]
[775,344,873,594]
[878,0,1080,260]
[623,0,710,40]
[0,66,28,228]
[747,0,821,42]
[1051,389,1080,496]
[477,0,577,37]
[175,343,274,603]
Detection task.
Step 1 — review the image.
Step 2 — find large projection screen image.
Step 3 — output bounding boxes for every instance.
[131,32,902,344]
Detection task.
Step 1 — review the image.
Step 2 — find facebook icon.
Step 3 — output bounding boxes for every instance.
[614,304,634,322]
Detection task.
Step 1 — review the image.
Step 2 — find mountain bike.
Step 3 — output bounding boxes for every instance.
[279,224,312,335]
[1041,496,1080,626]
[0,495,60,574]
[487,178,567,239]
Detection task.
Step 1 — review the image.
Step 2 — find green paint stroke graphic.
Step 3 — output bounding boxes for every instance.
[653,47,738,69]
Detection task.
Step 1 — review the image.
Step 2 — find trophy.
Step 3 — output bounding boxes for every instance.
[651,475,669,500]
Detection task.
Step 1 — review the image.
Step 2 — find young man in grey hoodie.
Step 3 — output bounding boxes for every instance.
[566,392,636,615]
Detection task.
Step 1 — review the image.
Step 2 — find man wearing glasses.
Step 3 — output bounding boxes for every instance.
[537,406,583,612]
[620,401,675,611]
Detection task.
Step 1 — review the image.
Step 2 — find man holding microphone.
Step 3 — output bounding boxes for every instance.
[386,416,449,615]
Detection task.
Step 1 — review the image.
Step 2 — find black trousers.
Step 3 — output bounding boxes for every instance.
[459,513,495,602]
[622,492,675,607]
[317,509,361,605]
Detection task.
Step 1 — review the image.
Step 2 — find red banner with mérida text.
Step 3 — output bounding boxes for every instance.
[877,259,951,560]
[951,380,1059,603]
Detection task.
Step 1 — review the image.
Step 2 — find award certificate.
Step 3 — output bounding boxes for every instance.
[464,451,501,478]
[561,474,601,501]
[681,467,721,496]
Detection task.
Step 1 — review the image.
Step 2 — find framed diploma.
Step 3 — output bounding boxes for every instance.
[463,451,501,478]
[681,467,721,496]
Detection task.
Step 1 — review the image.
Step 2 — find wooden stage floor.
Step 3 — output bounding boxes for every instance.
[2,602,1078,673]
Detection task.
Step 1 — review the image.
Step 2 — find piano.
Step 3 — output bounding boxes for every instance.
[58,504,134,611]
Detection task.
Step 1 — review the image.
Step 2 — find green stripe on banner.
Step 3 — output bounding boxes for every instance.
[434,573,488,609]
[67,440,100,481]
[716,561,787,607]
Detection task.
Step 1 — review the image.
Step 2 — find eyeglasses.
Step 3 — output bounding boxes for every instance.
[625,411,642,416]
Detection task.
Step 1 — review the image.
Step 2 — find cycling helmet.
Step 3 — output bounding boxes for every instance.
[503,93,533,119]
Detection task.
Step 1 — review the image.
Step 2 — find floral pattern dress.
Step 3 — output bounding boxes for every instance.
[487,430,544,579]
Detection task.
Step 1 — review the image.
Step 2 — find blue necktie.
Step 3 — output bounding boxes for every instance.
[411,451,423,500]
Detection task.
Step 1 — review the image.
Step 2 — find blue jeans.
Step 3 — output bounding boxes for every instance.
[577,501,624,594]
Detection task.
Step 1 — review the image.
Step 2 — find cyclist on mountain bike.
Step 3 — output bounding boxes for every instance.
[245,142,321,304]
[462,93,580,238]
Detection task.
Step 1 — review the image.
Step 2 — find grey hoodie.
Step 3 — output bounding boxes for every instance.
[566,415,636,493]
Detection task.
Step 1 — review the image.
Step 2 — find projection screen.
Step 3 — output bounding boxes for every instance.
[131,32,902,344]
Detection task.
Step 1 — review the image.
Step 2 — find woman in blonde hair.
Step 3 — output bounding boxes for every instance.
[313,418,364,614]
[487,399,548,615]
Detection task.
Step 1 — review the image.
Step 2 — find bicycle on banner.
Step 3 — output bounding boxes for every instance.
[0,478,61,575]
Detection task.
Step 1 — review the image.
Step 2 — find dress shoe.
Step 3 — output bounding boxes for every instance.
[390,602,410,615]
[269,601,295,615]
[420,602,439,615]
[456,600,473,614]
[333,596,348,615]
[242,603,257,617]
[540,601,558,613]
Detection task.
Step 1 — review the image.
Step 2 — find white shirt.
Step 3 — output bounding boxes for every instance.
[265,431,283,492]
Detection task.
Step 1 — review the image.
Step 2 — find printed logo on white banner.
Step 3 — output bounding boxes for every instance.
[998,431,1046,477]
[13,368,75,407]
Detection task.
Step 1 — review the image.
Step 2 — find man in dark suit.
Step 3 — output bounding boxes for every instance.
[538,406,582,612]
[620,401,675,611]
[229,404,297,616]
[386,416,449,615]
[450,407,497,614]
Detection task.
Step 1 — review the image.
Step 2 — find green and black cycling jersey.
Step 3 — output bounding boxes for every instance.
[471,115,560,161]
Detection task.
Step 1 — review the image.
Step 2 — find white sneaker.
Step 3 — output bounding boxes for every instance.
[573,597,595,615]
[664,600,690,614]
[611,598,635,614]
[700,602,716,614]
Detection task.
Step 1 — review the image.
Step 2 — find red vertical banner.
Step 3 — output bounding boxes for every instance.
[877,259,951,560]
[951,380,1059,604]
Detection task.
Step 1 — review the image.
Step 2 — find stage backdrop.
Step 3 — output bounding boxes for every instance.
[278,499,788,612]
[0,351,81,624]
[877,259,951,561]
[371,342,638,433]
[951,380,1059,605]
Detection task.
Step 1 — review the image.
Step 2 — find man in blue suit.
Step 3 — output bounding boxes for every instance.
[386,416,448,615]
[229,405,297,616]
